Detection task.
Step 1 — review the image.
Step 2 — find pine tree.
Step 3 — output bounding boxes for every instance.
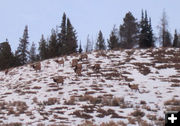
[0,40,15,70]
[48,29,58,58]
[79,41,83,53]
[39,35,49,60]
[85,35,93,52]
[119,12,139,49]
[173,29,178,47]
[139,11,154,48]
[108,26,119,50]
[66,18,78,54]
[164,31,172,47]
[95,30,106,50]
[158,10,171,47]
[29,42,37,63]
[15,25,29,65]
[58,12,67,55]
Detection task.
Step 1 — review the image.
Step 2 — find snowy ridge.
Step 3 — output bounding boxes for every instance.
[0,48,180,126]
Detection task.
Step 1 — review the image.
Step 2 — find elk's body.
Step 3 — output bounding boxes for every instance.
[72,59,78,67]
[31,62,41,72]
[5,69,9,75]
[92,64,101,72]
[128,83,139,92]
[53,76,64,85]
[54,59,64,67]
[79,54,88,61]
[74,64,82,76]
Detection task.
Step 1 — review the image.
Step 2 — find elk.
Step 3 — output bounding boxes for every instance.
[52,76,64,85]
[128,83,140,92]
[75,68,82,76]
[79,54,88,61]
[74,64,82,76]
[5,69,9,75]
[92,64,101,72]
[31,62,41,72]
[72,59,78,67]
[54,59,64,67]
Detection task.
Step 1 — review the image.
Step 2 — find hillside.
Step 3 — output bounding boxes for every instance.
[0,48,180,126]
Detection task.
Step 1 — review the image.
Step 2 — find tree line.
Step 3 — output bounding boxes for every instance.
[0,11,180,71]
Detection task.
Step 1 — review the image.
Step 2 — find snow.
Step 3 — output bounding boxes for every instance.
[0,48,180,125]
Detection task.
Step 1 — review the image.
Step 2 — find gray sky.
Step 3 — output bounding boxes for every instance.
[0,0,179,51]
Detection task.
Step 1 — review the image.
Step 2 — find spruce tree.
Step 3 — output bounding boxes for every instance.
[58,13,67,55]
[85,35,93,52]
[79,41,83,53]
[39,35,48,60]
[66,18,78,54]
[108,26,119,50]
[95,30,106,50]
[15,25,29,65]
[29,42,37,63]
[173,29,178,47]
[139,11,154,48]
[48,29,58,58]
[158,10,172,47]
[0,41,15,70]
[164,31,172,47]
[119,12,139,48]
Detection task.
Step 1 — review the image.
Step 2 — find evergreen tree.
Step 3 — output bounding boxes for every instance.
[15,25,29,65]
[164,31,172,47]
[58,13,67,55]
[173,29,178,47]
[0,41,15,70]
[29,42,37,63]
[48,29,58,58]
[85,35,93,52]
[139,11,154,48]
[39,35,49,60]
[79,41,83,53]
[119,12,139,49]
[108,26,119,50]
[158,10,171,47]
[95,30,106,50]
[66,18,78,54]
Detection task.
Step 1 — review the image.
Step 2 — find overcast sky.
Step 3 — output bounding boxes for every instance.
[0,0,179,51]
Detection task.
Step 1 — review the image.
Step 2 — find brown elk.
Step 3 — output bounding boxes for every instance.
[75,68,82,76]
[5,69,9,75]
[31,62,41,72]
[92,64,101,72]
[54,59,64,67]
[52,76,64,85]
[72,59,78,67]
[79,54,88,61]
[128,83,140,92]
[74,64,82,76]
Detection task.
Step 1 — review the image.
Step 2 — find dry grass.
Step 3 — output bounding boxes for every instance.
[72,110,93,119]
[164,98,180,106]
[64,96,76,105]
[130,109,145,117]
[79,121,96,126]
[44,98,58,105]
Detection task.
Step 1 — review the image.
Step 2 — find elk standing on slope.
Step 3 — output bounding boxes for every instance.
[79,54,88,61]
[128,83,140,92]
[31,62,41,72]
[54,59,64,67]
[92,64,101,72]
[52,76,64,86]
[71,59,78,67]
[74,64,82,76]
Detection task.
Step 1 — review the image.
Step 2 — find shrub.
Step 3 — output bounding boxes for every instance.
[130,109,145,117]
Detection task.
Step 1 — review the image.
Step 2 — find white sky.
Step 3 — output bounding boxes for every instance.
[0,0,179,51]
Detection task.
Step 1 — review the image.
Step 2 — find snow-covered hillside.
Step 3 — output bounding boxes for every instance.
[0,48,180,126]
